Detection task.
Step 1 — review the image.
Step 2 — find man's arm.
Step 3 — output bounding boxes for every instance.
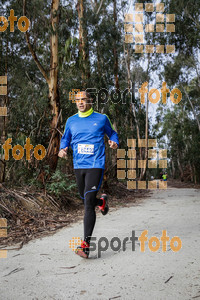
[58,119,72,157]
[104,115,119,149]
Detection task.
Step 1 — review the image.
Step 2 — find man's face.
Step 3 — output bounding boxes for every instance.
[75,92,92,112]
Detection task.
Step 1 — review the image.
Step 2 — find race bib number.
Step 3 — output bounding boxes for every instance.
[78,144,94,155]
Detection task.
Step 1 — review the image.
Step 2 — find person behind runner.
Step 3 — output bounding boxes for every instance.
[58,91,119,258]
[163,173,167,181]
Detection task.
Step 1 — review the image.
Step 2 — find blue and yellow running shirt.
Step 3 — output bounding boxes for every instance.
[59,108,119,169]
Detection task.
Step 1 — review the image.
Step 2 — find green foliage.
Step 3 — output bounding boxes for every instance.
[1,0,199,187]
[46,170,77,197]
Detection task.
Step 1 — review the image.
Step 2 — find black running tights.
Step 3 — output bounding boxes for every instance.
[74,168,104,245]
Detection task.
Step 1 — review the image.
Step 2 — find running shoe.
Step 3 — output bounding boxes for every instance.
[98,194,109,215]
[75,240,90,258]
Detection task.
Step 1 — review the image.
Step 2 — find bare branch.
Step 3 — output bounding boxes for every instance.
[46,109,62,156]
[90,0,95,10]
[96,0,104,15]
[23,0,49,83]
[181,85,200,132]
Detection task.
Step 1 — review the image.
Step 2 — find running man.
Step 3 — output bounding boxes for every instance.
[58,91,119,258]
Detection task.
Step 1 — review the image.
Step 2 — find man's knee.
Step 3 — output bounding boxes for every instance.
[84,192,96,209]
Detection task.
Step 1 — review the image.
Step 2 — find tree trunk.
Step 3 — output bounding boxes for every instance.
[46,0,60,172]
[77,0,90,87]
[182,85,200,132]
[113,0,119,89]
[177,156,184,181]
[189,162,193,182]
[171,159,175,179]
[143,80,149,181]
[23,0,61,176]
[192,163,197,184]
[94,0,104,87]
[0,37,8,183]
[123,43,142,180]
[123,44,141,141]
[140,54,150,180]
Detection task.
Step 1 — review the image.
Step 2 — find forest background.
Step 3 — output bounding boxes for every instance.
[0,0,199,241]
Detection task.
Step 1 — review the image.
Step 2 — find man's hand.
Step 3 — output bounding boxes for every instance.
[108,140,118,149]
[58,147,68,158]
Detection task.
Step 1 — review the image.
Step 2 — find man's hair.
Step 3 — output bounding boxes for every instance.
[85,91,92,100]
[77,91,92,102]
[74,90,93,105]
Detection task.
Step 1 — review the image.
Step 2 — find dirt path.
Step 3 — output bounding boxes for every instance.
[0,188,200,300]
